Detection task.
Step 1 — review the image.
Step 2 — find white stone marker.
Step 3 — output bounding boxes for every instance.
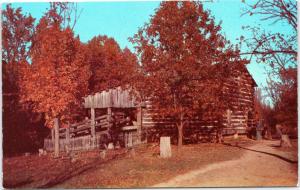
[160,136,172,158]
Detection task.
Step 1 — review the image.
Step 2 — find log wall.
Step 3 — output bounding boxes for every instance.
[221,69,256,134]
[141,68,257,142]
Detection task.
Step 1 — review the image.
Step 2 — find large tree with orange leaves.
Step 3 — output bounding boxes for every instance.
[19,9,90,128]
[131,1,245,147]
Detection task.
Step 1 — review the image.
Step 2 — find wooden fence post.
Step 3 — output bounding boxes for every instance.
[107,107,112,121]
[137,106,142,143]
[91,107,96,148]
[54,118,60,158]
[128,132,133,147]
[66,123,70,153]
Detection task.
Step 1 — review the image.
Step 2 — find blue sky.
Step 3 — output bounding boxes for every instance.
[3,1,294,101]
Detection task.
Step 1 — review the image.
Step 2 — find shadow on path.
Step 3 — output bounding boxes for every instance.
[223,143,298,164]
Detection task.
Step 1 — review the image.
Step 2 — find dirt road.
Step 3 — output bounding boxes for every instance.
[154,140,298,187]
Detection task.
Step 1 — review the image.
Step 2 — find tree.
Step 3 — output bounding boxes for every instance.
[19,9,90,128]
[86,35,138,93]
[2,4,35,64]
[131,1,244,147]
[271,68,297,127]
[2,4,35,95]
[2,4,42,156]
[242,0,297,129]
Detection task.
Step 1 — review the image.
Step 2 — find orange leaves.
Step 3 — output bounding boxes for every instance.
[19,13,90,128]
[131,1,241,125]
[86,35,138,93]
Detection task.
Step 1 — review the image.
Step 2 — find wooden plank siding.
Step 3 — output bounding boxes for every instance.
[83,87,137,108]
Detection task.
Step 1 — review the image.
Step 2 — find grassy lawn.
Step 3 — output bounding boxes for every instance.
[3,136,255,188]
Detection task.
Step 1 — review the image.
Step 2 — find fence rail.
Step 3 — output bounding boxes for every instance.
[44,112,145,152]
[44,128,143,152]
[56,114,110,139]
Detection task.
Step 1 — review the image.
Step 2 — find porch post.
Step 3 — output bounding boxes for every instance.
[107,107,112,120]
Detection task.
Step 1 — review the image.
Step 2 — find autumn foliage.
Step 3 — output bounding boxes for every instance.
[86,35,138,93]
[131,1,246,146]
[19,10,90,128]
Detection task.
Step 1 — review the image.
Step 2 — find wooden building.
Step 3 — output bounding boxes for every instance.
[44,66,257,151]
[141,64,257,143]
[221,65,258,134]
[44,87,144,152]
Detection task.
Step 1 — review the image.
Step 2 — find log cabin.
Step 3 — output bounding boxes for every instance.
[44,65,257,151]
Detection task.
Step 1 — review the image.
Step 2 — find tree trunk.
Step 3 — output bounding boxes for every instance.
[177,113,184,148]
[54,118,59,158]
[178,124,183,147]
[51,128,55,142]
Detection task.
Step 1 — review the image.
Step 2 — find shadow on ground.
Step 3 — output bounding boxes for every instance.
[223,142,298,164]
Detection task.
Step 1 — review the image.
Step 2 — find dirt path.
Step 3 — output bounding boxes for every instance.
[154,140,298,187]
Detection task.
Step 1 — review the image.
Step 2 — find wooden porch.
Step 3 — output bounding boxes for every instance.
[44,87,145,152]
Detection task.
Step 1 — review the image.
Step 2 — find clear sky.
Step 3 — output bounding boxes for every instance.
[3,1,294,102]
